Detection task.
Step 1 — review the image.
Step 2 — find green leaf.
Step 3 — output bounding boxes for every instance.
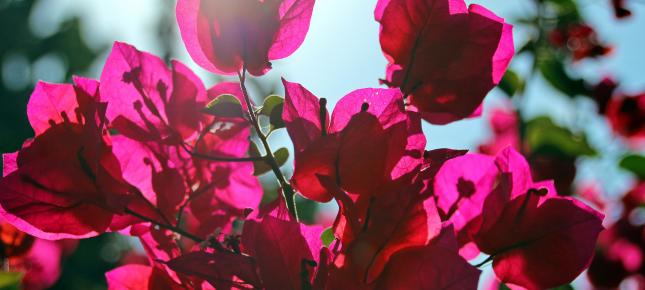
[272,147,290,168]
[619,155,645,179]
[543,0,582,22]
[320,227,335,247]
[537,54,588,98]
[249,144,289,176]
[517,40,536,56]
[497,69,524,97]
[249,142,269,176]
[201,94,244,118]
[526,116,596,157]
[0,272,23,290]
[259,95,285,130]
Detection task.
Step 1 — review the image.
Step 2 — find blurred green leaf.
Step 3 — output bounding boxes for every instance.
[202,94,244,118]
[0,272,22,290]
[321,227,335,247]
[260,95,285,131]
[517,40,536,56]
[526,116,596,157]
[537,55,587,97]
[619,155,645,179]
[543,0,582,23]
[498,69,524,97]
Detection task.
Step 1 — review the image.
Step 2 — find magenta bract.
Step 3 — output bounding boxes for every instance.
[376,0,514,124]
[176,0,316,76]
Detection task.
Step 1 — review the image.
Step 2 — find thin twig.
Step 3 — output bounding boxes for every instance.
[237,68,299,221]
[124,207,204,243]
[180,143,264,162]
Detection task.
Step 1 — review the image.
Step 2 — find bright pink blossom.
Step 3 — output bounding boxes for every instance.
[283,79,421,202]
[101,42,262,231]
[176,0,316,76]
[0,78,133,240]
[100,42,208,144]
[376,0,514,124]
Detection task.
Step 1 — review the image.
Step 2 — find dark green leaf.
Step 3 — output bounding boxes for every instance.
[320,227,335,247]
[497,69,524,97]
[543,0,582,22]
[249,142,270,176]
[517,40,536,56]
[260,95,283,116]
[526,116,596,157]
[272,147,289,168]
[260,95,285,130]
[537,54,588,97]
[619,155,645,179]
[201,94,244,118]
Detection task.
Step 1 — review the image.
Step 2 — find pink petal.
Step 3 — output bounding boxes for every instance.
[330,88,405,133]
[176,0,223,74]
[3,152,18,177]
[26,82,78,136]
[434,153,498,232]
[242,215,323,290]
[494,146,532,199]
[375,226,481,290]
[166,60,207,141]
[167,251,262,289]
[377,0,513,124]
[282,78,326,153]
[0,172,113,240]
[268,0,316,60]
[100,42,173,141]
[106,264,182,290]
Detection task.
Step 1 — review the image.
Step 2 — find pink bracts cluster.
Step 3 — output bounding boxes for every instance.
[0,0,604,289]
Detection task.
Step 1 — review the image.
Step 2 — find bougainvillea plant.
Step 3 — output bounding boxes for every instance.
[6,0,636,289]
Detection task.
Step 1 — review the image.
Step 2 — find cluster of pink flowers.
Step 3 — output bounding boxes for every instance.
[0,0,606,289]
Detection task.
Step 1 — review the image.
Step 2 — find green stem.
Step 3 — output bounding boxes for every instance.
[237,69,299,221]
